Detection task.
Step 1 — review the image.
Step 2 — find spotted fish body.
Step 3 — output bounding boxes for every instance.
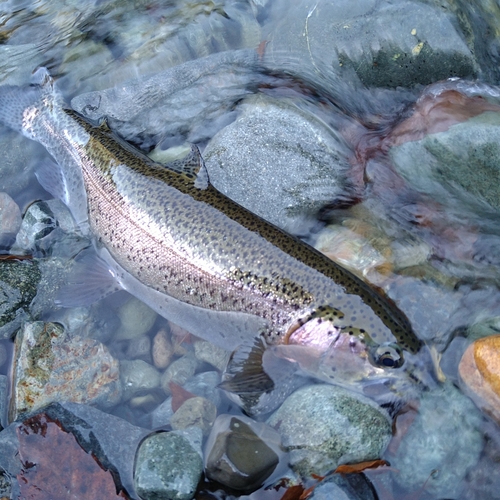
[0,70,422,366]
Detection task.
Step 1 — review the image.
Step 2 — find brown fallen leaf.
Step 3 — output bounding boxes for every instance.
[169,382,197,412]
[334,459,389,474]
[17,413,129,499]
[280,484,305,500]
[0,254,33,260]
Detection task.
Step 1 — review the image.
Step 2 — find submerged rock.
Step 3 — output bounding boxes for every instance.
[387,381,483,498]
[0,192,21,247]
[267,384,392,477]
[10,199,89,258]
[193,339,230,372]
[310,472,378,500]
[120,359,161,402]
[390,110,500,212]
[115,296,158,340]
[204,414,287,492]
[203,94,353,232]
[10,322,122,422]
[0,374,7,429]
[459,335,500,422]
[263,0,476,94]
[152,328,174,369]
[134,429,203,500]
[0,259,41,339]
[161,355,199,394]
[170,396,217,436]
[148,371,222,429]
[44,402,150,499]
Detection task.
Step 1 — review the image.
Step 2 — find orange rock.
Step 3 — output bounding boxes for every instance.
[459,335,500,422]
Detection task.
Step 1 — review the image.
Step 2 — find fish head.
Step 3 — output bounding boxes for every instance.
[273,315,428,397]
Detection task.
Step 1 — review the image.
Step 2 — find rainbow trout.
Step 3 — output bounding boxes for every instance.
[0,69,425,410]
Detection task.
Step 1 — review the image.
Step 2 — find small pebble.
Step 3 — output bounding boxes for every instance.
[120,359,161,401]
[161,355,199,394]
[115,297,157,340]
[126,334,152,362]
[193,339,230,372]
[152,328,174,369]
[170,396,217,436]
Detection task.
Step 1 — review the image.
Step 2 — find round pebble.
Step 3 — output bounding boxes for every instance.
[115,297,157,340]
[152,329,174,369]
[170,396,217,436]
[459,334,500,422]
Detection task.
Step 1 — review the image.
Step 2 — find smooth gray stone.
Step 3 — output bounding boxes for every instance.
[204,94,353,232]
[134,429,203,500]
[267,384,392,478]
[387,381,483,499]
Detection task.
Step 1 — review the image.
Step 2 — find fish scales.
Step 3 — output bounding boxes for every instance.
[0,73,422,357]
[66,109,418,352]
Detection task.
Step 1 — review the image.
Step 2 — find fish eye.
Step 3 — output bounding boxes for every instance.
[370,343,404,369]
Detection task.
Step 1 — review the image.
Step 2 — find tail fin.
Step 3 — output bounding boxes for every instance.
[0,68,57,139]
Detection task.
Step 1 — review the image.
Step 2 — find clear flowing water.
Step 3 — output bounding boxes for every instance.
[1,1,500,499]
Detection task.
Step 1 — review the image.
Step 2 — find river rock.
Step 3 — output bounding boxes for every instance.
[203,94,353,232]
[44,402,150,498]
[0,259,41,339]
[0,374,7,430]
[0,192,21,246]
[459,335,500,422]
[120,359,161,401]
[390,110,500,212]
[263,0,476,94]
[152,328,174,369]
[267,384,392,478]
[148,371,222,429]
[10,322,122,422]
[134,428,203,500]
[309,472,377,500]
[126,334,152,363]
[204,414,287,492]
[115,296,157,340]
[10,199,88,258]
[387,381,483,498]
[170,396,217,436]
[161,355,199,394]
[193,339,230,372]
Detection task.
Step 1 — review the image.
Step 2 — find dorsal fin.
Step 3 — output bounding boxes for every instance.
[163,144,209,189]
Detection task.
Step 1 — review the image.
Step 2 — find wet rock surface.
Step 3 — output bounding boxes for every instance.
[0,192,21,247]
[170,396,217,436]
[134,429,203,500]
[203,94,353,231]
[11,322,122,422]
[459,334,500,422]
[391,110,500,211]
[267,384,392,477]
[0,259,41,339]
[387,382,484,498]
[204,414,286,491]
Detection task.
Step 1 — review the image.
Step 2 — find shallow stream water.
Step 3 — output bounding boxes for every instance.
[2,1,500,499]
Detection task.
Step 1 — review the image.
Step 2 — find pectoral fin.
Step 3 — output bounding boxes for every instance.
[55,249,121,307]
[220,335,306,415]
